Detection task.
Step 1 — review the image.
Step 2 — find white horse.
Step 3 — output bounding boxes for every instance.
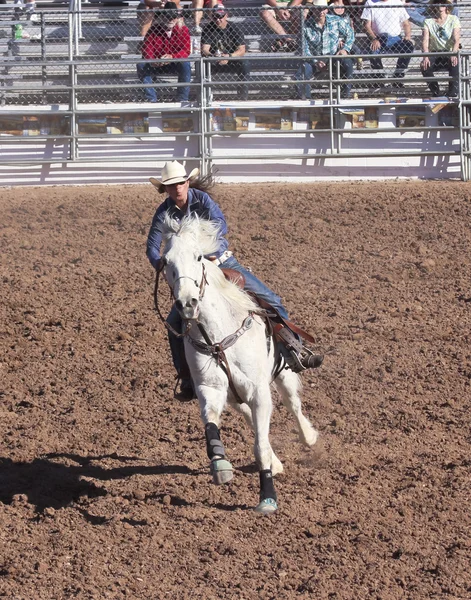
[160,214,318,514]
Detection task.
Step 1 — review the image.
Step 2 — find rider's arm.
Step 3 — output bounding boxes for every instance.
[146,205,168,269]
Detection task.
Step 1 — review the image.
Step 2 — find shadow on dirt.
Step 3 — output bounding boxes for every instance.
[0,452,199,514]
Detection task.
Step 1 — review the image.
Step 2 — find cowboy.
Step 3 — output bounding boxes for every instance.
[147,161,323,400]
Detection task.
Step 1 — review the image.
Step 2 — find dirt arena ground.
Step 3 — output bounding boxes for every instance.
[1,181,470,600]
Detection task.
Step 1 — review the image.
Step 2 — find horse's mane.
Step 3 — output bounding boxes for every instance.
[161,214,259,315]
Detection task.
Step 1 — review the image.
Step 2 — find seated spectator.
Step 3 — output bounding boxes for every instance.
[328,0,365,67]
[201,5,250,100]
[138,0,183,37]
[295,0,355,99]
[137,2,191,103]
[361,0,414,88]
[421,0,460,97]
[406,0,458,28]
[260,0,299,51]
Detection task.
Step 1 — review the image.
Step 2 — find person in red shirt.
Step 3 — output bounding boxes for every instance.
[137,2,191,102]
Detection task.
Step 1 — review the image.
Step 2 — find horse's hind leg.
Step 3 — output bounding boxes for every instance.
[275,370,318,447]
[199,387,233,485]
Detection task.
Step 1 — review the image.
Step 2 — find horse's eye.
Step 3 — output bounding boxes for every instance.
[197,255,203,262]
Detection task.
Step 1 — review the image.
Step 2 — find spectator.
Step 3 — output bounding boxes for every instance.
[361,0,414,88]
[137,2,191,103]
[406,0,458,28]
[201,5,250,100]
[328,0,365,68]
[421,0,460,97]
[138,0,183,37]
[260,0,299,51]
[295,0,355,99]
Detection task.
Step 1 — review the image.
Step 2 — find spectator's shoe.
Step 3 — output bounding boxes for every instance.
[174,381,196,401]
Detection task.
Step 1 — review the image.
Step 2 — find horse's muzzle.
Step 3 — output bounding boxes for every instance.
[175,297,199,320]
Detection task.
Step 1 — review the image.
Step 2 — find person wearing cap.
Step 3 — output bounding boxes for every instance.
[137,1,191,103]
[420,0,460,97]
[361,0,414,90]
[295,0,355,99]
[201,5,250,100]
[147,161,323,400]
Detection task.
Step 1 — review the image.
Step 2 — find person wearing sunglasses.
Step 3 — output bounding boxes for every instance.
[421,0,460,97]
[201,5,250,100]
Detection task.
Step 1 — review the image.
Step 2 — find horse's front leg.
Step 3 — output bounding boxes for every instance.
[198,386,233,485]
[252,386,278,514]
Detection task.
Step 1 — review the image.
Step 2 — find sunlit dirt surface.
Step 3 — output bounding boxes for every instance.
[1,181,470,599]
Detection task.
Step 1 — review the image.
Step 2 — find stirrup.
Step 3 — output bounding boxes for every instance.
[289,347,324,373]
[275,323,323,373]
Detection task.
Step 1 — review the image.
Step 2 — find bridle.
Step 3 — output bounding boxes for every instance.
[153,257,254,404]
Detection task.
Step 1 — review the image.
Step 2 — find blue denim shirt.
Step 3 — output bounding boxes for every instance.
[146,187,229,270]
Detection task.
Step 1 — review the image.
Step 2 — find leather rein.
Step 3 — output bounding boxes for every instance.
[153,261,254,404]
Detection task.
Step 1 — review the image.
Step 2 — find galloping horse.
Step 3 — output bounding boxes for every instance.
[160,214,318,514]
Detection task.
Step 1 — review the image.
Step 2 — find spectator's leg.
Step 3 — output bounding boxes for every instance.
[193,0,204,31]
[421,54,440,96]
[369,43,384,76]
[137,62,158,102]
[233,61,250,101]
[340,57,354,98]
[295,61,313,100]
[174,61,191,101]
[445,56,459,97]
[392,39,414,79]
[261,6,288,38]
[406,5,427,27]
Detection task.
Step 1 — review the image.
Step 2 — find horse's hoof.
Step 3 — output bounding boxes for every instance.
[254,498,278,514]
[210,458,233,485]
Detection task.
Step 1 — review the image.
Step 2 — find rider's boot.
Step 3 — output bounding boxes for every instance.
[275,324,324,374]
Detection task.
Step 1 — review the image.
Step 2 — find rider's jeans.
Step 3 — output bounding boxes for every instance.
[167,255,290,382]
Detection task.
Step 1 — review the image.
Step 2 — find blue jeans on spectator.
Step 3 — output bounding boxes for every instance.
[166,254,289,381]
[137,61,191,102]
[295,57,354,99]
[369,34,414,78]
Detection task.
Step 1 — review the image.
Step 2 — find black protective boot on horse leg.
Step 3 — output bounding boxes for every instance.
[205,422,233,485]
[254,469,278,514]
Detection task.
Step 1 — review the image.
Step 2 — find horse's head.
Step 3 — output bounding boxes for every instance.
[161,214,220,320]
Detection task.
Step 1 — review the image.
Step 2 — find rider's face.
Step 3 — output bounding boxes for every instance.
[165,180,190,208]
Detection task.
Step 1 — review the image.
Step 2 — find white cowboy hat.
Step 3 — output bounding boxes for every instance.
[150,161,200,188]
[309,0,328,6]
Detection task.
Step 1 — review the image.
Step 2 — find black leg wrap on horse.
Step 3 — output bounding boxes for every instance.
[259,469,277,502]
[205,422,225,460]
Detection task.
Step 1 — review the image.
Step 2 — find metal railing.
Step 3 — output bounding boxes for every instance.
[0,4,469,179]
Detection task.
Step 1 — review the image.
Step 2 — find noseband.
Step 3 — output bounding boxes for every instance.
[153,260,208,337]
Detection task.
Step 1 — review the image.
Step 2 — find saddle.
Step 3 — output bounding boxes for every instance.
[221,268,323,373]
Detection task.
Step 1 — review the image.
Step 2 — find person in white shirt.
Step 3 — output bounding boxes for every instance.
[361,0,414,88]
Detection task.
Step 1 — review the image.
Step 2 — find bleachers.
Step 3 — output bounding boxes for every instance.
[1,2,470,105]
